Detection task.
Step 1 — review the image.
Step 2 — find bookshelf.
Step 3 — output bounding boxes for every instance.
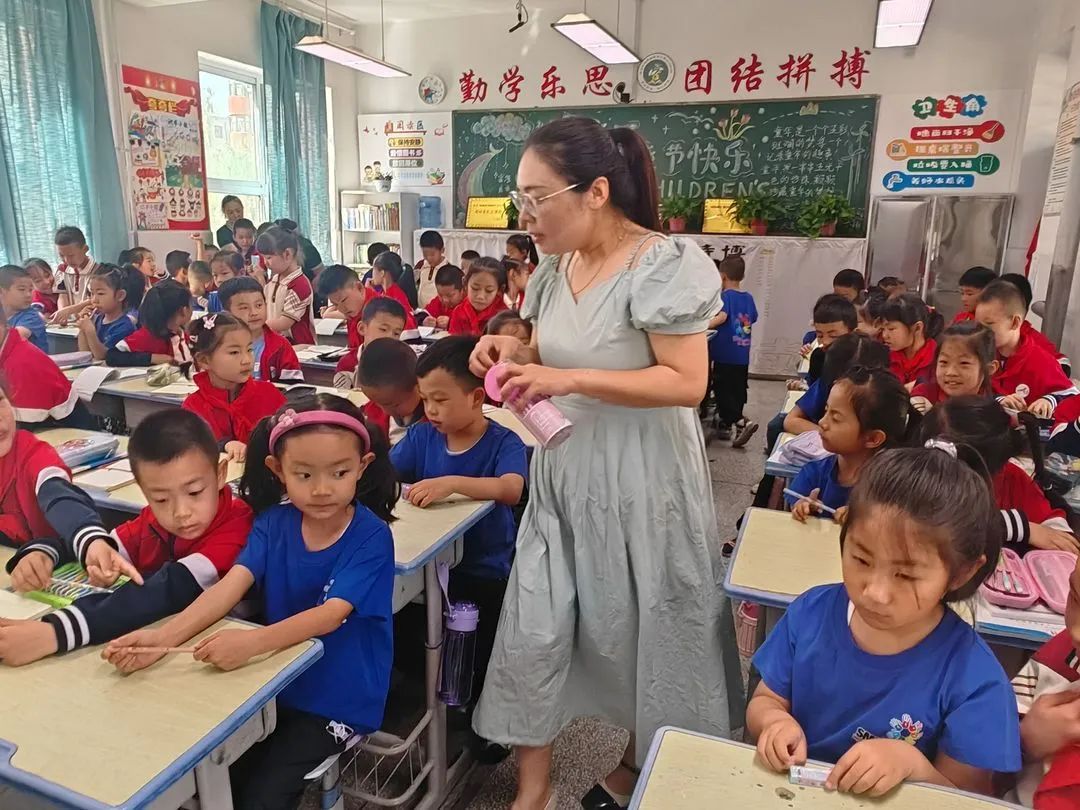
[339,190,420,270]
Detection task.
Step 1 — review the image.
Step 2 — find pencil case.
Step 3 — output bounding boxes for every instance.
[55,433,119,468]
[20,563,128,609]
[980,548,1075,614]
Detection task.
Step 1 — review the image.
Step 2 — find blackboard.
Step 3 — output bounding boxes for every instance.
[452,97,878,234]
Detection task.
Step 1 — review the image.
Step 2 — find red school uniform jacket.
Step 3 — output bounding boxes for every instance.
[1022,320,1069,371]
[259,325,304,383]
[952,310,976,324]
[0,328,79,423]
[32,290,59,316]
[0,431,72,543]
[993,332,1078,408]
[449,298,508,337]
[995,461,1071,549]
[115,327,193,364]
[889,338,937,387]
[182,372,287,445]
[336,287,378,375]
[383,284,418,330]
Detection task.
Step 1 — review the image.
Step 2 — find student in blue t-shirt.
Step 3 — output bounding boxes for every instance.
[106,394,399,808]
[707,256,759,447]
[784,367,918,523]
[0,264,48,352]
[391,335,527,706]
[751,445,1021,797]
[74,264,144,361]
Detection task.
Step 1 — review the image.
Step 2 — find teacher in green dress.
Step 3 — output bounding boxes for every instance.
[470,116,744,810]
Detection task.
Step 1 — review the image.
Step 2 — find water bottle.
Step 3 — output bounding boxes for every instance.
[438,601,480,707]
[484,361,573,449]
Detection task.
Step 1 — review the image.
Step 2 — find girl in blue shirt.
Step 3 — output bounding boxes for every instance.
[751,445,1021,797]
[106,393,399,808]
[786,366,920,523]
[76,264,143,361]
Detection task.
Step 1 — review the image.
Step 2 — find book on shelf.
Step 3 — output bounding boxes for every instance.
[342,202,400,232]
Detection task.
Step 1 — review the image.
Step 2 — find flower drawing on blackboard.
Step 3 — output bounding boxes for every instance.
[716,108,753,141]
[799,101,821,116]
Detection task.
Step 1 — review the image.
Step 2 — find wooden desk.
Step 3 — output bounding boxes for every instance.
[483,405,536,448]
[46,326,79,355]
[0,620,320,809]
[299,358,338,387]
[631,728,1021,810]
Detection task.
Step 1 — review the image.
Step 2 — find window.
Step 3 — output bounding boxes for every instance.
[198,53,268,234]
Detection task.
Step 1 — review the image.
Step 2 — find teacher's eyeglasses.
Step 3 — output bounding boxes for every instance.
[509,184,580,218]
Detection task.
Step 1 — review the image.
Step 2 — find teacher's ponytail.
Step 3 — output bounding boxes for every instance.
[609,127,661,232]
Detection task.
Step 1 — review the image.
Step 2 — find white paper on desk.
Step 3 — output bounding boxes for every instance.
[0,589,48,620]
[315,318,344,336]
[106,458,132,472]
[154,382,198,397]
[111,367,146,380]
[418,326,435,339]
[75,467,135,492]
[73,366,116,402]
[299,344,343,358]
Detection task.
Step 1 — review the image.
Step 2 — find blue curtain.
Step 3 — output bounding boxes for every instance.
[260,3,330,261]
[0,0,125,265]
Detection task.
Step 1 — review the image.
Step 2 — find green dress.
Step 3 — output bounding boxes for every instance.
[474,237,745,760]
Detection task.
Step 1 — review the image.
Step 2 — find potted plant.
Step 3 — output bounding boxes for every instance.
[373,169,393,192]
[505,198,519,230]
[728,190,787,235]
[796,193,857,238]
[659,194,698,233]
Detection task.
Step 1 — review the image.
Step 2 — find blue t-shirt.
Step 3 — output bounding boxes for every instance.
[391,419,528,579]
[93,311,137,350]
[753,584,1021,773]
[709,289,758,365]
[236,503,395,731]
[784,456,848,513]
[207,291,223,313]
[252,334,266,380]
[10,307,47,352]
[795,379,828,423]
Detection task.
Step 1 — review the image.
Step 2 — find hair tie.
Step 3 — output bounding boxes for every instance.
[203,313,217,330]
[924,438,958,458]
[268,407,371,455]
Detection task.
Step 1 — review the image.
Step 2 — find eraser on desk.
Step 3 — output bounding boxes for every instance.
[789,765,830,787]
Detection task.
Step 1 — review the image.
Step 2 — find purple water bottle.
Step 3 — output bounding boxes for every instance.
[438,601,480,707]
[484,361,573,449]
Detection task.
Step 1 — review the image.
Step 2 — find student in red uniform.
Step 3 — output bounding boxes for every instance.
[976,280,1078,417]
[506,233,539,277]
[259,225,316,345]
[49,226,97,322]
[449,257,508,337]
[109,279,193,367]
[317,263,377,366]
[123,246,167,288]
[371,251,418,330]
[333,298,408,389]
[357,337,427,443]
[880,293,943,389]
[420,265,465,330]
[0,410,253,666]
[182,313,287,462]
[0,308,93,429]
[922,396,1079,554]
[505,258,531,311]
[24,259,59,317]
[910,321,997,413]
[954,266,997,324]
[218,276,303,383]
[1000,272,1070,375]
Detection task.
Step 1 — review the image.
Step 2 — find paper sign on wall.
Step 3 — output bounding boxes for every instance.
[121,66,209,231]
[358,114,452,190]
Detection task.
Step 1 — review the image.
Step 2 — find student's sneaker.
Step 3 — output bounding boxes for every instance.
[732,419,759,449]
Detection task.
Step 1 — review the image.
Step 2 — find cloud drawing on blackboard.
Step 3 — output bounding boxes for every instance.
[471,113,534,143]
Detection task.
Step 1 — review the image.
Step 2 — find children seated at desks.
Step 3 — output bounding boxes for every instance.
[25,258,59,317]
[750,445,1021,796]
[787,366,919,524]
[799,293,858,384]
[218,276,303,383]
[832,268,865,304]
[415,229,449,304]
[0,264,47,352]
[460,249,480,274]
[182,313,287,462]
[317,264,373,351]
[921,396,1079,553]
[333,298,409,389]
[76,264,143,361]
[1,410,253,667]
[357,337,426,443]
[109,279,192,368]
[419,264,465,329]
[165,250,190,286]
[391,337,527,711]
[1000,271,1070,374]
[486,309,532,342]
[188,260,220,312]
[0,308,92,429]
[976,280,1078,417]
[121,246,166,288]
[708,255,759,447]
[955,266,997,323]
[881,293,944,389]
[258,224,317,345]
[910,322,997,413]
[450,257,509,337]
[107,395,398,808]
[49,226,96,321]
[370,251,418,329]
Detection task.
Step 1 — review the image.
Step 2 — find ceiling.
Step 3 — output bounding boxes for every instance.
[320,0,513,24]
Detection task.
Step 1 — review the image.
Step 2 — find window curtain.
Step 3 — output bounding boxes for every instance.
[260,3,330,261]
[0,0,125,265]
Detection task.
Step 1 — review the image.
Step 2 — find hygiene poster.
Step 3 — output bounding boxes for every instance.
[121,65,209,231]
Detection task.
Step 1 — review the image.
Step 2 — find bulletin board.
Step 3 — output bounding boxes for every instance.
[121,65,209,231]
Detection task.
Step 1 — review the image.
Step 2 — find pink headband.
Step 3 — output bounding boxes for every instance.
[268,408,370,454]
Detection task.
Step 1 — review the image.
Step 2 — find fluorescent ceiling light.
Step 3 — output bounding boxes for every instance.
[294,35,410,78]
[551,13,639,65]
[875,0,933,48]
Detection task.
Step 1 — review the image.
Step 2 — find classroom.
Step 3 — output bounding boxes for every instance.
[4,0,1080,808]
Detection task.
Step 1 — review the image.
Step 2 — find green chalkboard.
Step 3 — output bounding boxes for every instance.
[452,97,878,234]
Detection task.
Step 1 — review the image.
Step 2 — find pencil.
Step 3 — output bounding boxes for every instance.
[116,646,198,654]
[783,488,837,515]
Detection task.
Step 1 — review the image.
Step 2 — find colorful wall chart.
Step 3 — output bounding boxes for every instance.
[121,66,208,231]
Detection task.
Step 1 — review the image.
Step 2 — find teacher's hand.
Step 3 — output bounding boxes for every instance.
[500,363,575,403]
[469,335,525,377]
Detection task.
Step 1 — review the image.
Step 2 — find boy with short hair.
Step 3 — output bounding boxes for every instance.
[1000,272,1070,375]
[227,218,259,273]
[708,256,759,448]
[832,268,865,304]
[331,298,408,389]
[976,280,1078,417]
[415,230,448,305]
[50,226,97,322]
[460,250,480,275]
[358,337,427,443]
[188,260,217,311]
[0,409,253,666]
[0,265,48,352]
[421,264,465,330]
[955,266,998,323]
[165,250,191,285]
[218,276,304,383]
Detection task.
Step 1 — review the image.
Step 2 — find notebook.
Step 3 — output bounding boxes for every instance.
[76,466,136,492]
[0,588,49,620]
[315,318,344,336]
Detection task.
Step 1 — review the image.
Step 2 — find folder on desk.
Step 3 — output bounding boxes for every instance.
[154,382,198,397]
[77,465,137,492]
